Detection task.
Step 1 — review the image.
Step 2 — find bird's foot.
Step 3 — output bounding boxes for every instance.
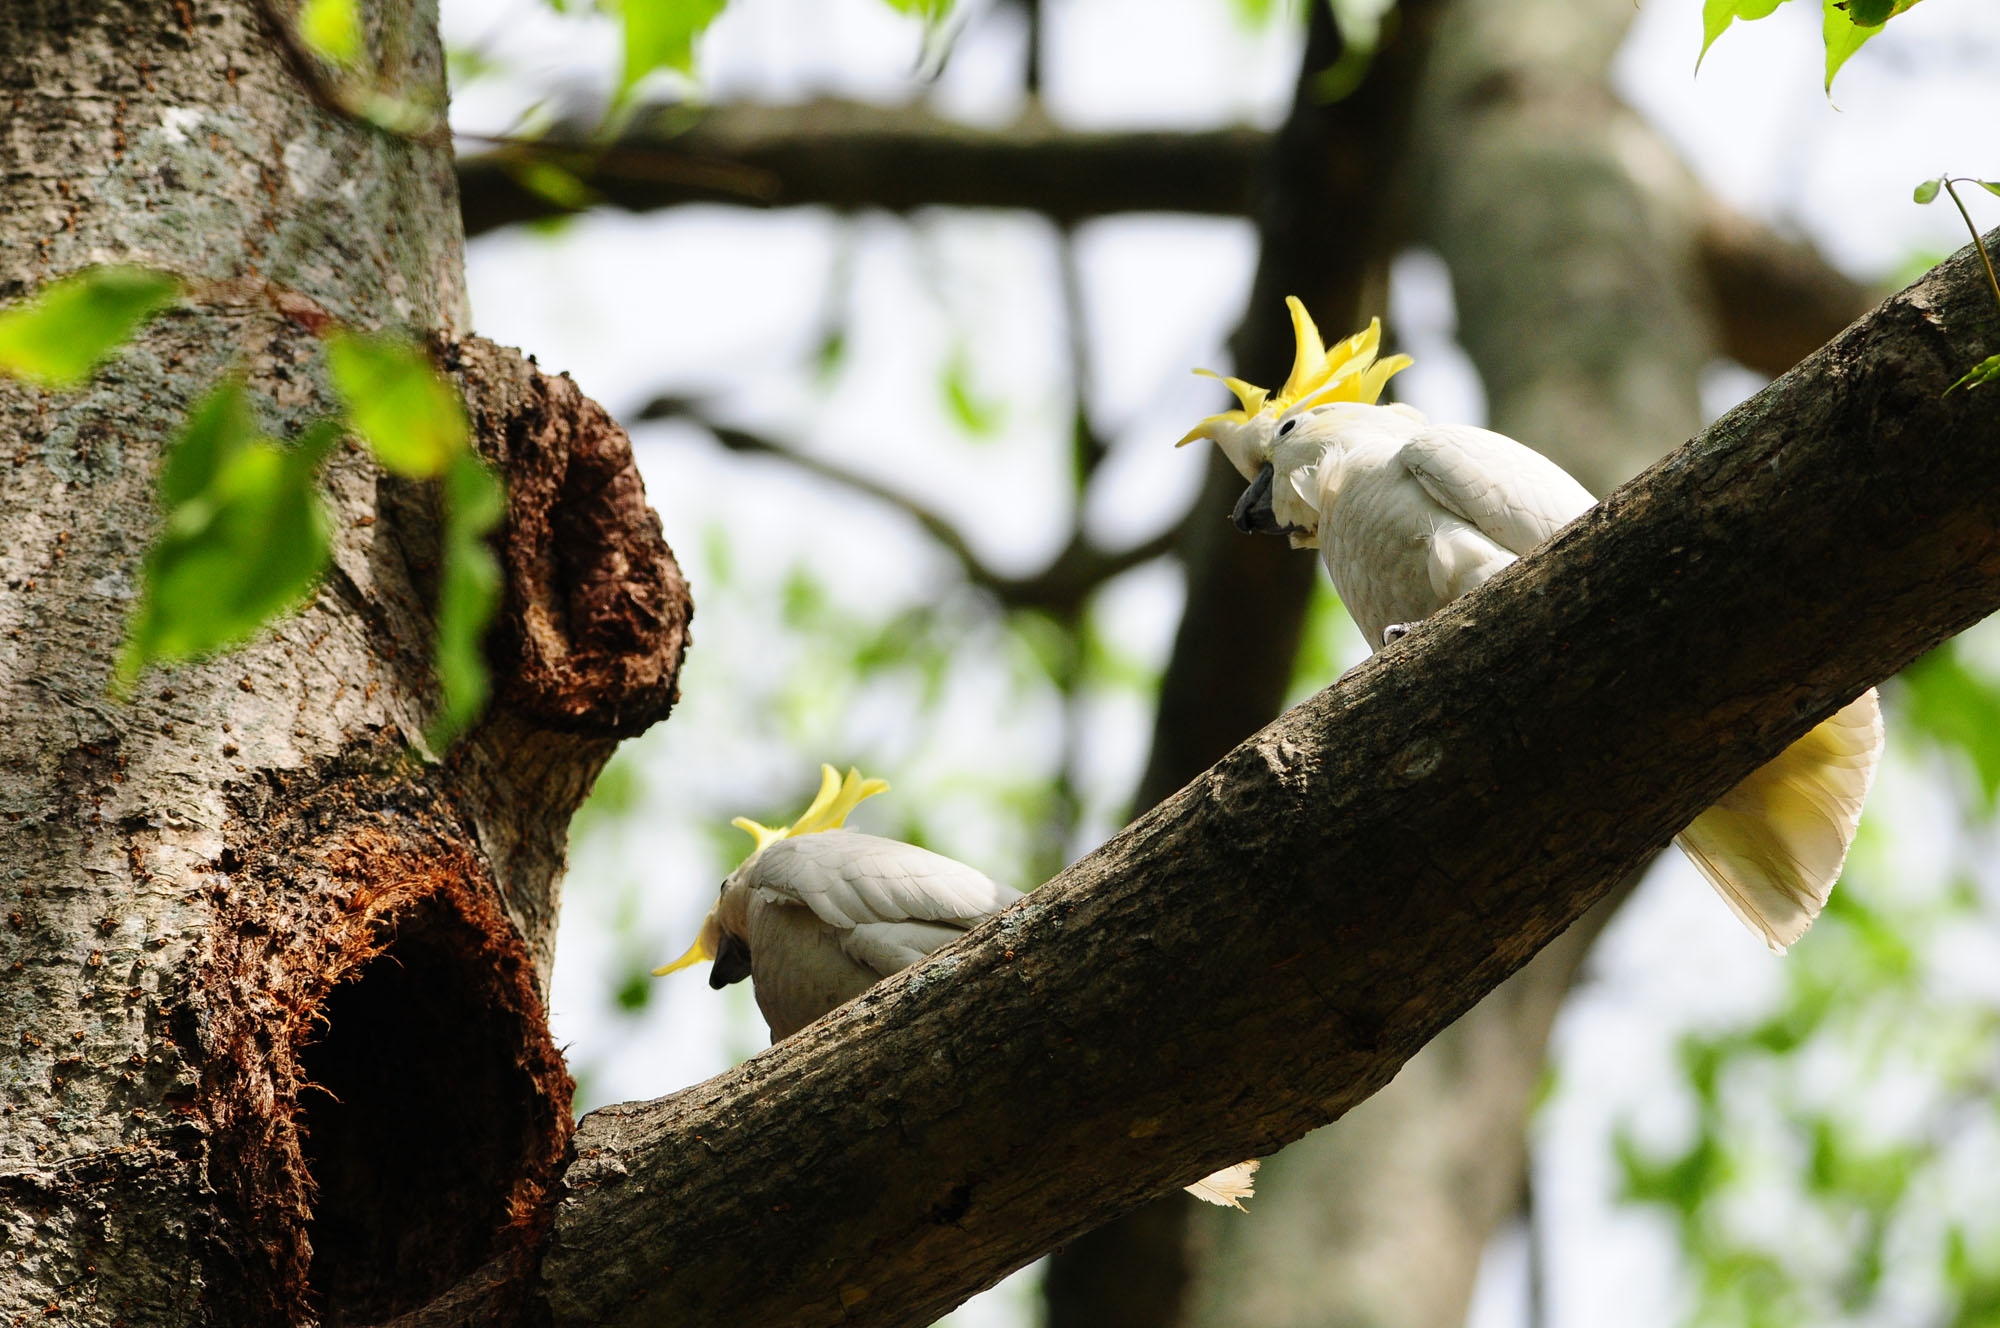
[1382,622,1420,646]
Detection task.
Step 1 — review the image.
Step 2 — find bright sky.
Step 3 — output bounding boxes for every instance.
[439,2,2000,1325]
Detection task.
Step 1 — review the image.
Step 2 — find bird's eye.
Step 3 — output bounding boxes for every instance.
[1278,418,1296,436]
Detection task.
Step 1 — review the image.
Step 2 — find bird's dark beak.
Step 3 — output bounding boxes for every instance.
[1232,463,1294,536]
[709,930,752,988]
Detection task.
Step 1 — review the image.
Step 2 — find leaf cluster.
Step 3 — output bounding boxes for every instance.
[1699,0,1926,91]
[1617,640,2000,1328]
[602,0,954,102]
[0,268,503,747]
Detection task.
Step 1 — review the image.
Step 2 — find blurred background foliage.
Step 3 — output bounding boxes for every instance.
[1613,642,2000,1328]
[434,0,2000,1324]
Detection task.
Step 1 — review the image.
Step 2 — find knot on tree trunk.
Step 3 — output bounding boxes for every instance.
[447,336,692,738]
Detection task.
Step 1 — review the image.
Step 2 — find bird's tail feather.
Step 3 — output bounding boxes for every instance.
[1184,1160,1260,1210]
[1675,689,1884,953]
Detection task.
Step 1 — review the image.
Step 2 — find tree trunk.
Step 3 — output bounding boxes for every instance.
[0,4,686,1324]
[1180,0,1720,1322]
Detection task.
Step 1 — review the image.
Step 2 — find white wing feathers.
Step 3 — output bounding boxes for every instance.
[1398,425,1598,557]
[1675,689,1885,953]
[1184,1160,1261,1210]
[752,830,1023,933]
[839,921,973,978]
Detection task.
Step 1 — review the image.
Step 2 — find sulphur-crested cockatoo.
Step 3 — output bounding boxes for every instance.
[1178,302,1882,953]
[657,765,1261,1208]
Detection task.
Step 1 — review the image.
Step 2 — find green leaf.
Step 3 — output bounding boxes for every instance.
[1915,177,1944,205]
[616,0,729,94]
[0,267,180,388]
[1310,43,1376,104]
[813,326,847,382]
[160,372,262,509]
[507,159,602,211]
[1824,0,1922,90]
[878,0,953,17]
[298,0,364,67]
[427,451,506,746]
[1981,181,2000,200]
[1616,1127,1727,1220]
[1900,641,2000,807]
[446,44,507,86]
[1947,354,2000,394]
[1699,0,1790,68]
[1008,609,1078,684]
[941,349,1004,438]
[612,963,654,1012]
[114,386,337,693]
[1842,0,1895,22]
[326,331,469,477]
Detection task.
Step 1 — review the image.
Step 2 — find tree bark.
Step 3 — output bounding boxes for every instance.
[1180,3,1720,1320]
[0,4,685,1324]
[531,233,2000,1328]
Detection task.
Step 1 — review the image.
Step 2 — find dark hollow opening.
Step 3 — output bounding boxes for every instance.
[297,900,537,1326]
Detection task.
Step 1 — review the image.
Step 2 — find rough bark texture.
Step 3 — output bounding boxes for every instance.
[1178,2,1720,1321]
[533,231,2000,1328]
[0,5,686,1324]
[448,339,690,740]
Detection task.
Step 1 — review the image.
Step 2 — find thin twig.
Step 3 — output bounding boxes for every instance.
[634,397,1176,612]
[1941,179,2000,316]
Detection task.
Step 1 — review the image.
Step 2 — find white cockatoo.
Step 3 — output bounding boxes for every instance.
[1178,302,1883,953]
[657,764,1261,1208]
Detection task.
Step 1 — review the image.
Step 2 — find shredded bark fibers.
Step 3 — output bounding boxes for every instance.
[446,335,693,738]
[193,736,572,1326]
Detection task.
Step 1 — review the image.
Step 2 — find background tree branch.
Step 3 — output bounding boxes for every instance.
[633,398,1173,615]
[528,235,2000,1328]
[455,108,1873,379]
[455,103,1266,231]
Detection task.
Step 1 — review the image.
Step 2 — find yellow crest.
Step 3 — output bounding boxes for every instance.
[1177,298,1412,445]
[655,764,888,981]
[730,764,890,854]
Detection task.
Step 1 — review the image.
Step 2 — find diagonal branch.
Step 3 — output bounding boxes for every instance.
[635,397,1175,614]
[529,237,2000,1326]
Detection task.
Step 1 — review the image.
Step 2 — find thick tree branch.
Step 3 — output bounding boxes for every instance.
[529,235,2000,1328]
